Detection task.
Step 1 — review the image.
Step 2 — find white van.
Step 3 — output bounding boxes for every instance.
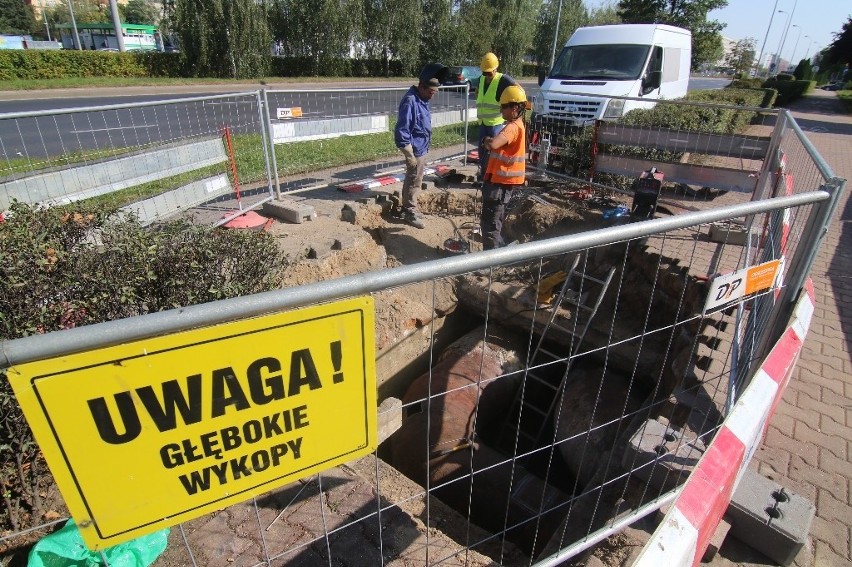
[533,24,692,124]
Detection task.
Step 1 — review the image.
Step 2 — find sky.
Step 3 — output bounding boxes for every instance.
[585,0,850,64]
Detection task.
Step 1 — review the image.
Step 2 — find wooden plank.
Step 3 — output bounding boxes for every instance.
[597,123,770,160]
[596,154,758,193]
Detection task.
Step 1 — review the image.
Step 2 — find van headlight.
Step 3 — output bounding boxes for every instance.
[533,95,546,115]
[603,99,625,119]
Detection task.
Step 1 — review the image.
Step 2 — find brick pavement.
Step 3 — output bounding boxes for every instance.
[714,89,852,567]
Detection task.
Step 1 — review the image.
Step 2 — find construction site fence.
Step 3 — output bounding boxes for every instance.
[1,180,841,566]
[1,87,847,566]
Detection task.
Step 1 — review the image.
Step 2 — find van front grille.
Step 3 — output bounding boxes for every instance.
[546,99,602,121]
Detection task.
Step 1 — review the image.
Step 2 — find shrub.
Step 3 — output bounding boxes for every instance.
[0,201,288,534]
[762,78,815,106]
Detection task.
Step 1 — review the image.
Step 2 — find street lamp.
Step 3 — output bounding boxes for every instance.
[66,0,82,50]
[803,38,815,60]
[773,10,790,72]
[788,26,803,64]
[549,0,564,72]
[755,0,781,77]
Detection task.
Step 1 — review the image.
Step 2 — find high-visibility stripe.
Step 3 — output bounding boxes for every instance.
[493,169,525,179]
[490,153,524,164]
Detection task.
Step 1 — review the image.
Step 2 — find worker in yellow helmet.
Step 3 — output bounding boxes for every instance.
[480,85,527,250]
[475,52,517,186]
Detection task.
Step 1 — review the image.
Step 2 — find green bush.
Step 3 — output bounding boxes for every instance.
[730,78,763,89]
[0,50,153,80]
[776,73,795,81]
[0,50,412,80]
[624,88,766,133]
[0,201,288,534]
[761,78,815,106]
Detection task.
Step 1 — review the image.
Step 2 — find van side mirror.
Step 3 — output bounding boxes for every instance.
[642,70,662,94]
[538,67,547,86]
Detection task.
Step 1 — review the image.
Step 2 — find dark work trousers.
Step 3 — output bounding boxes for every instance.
[480,182,515,250]
[477,122,506,181]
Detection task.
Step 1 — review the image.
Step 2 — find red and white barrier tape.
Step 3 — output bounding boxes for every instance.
[635,279,815,567]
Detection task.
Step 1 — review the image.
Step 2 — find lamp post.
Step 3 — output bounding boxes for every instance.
[788,26,802,64]
[755,0,781,77]
[40,0,51,41]
[803,38,815,60]
[776,0,798,72]
[773,10,790,72]
[66,0,82,50]
[549,0,564,72]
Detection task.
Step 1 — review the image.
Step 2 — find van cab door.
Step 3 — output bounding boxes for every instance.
[641,45,663,95]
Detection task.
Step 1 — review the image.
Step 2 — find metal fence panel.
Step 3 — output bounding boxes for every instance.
[0,92,273,226]
[0,91,845,567]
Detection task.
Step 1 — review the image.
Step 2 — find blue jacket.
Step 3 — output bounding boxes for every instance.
[394,86,432,157]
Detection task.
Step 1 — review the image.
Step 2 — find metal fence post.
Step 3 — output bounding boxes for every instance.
[258,88,280,200]
[762,177,846,354]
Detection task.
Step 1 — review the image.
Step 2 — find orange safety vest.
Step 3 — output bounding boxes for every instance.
[485,118,526,185]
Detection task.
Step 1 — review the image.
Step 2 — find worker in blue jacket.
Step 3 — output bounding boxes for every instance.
[395,63,448,229]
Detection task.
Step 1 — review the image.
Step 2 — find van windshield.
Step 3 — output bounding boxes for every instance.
[550,44,651,81]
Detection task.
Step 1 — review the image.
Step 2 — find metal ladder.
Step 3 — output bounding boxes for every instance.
[498,255,616,455]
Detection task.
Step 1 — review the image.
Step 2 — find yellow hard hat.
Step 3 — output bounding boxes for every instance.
[499,85,527,105]
[480,52,499,72]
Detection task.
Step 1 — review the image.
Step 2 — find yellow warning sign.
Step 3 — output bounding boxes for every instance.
[8,297,376,549]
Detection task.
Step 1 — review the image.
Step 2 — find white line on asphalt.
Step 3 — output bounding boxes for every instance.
[71,125,158,133]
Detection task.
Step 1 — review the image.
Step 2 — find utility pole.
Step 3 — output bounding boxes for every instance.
[755,0,780,77]
[108,0,126,52]
[41,0,51,41]
[549,0,564,72]
[66,0,82,50]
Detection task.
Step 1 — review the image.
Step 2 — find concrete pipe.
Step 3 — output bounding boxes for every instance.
[391,326,571,555]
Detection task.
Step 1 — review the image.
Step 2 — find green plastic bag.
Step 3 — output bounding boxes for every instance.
[28,520,169,567]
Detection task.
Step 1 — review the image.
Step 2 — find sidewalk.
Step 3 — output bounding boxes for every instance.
[718,89,852,566]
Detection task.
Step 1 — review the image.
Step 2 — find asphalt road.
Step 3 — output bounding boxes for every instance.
[0,77,730,160]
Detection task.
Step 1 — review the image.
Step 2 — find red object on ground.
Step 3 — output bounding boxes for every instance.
[221,210,270,231]
[467,149,479,162]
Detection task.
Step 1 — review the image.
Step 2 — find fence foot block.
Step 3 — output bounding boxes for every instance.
[623,418,706,493]
[726,469,814,566]
[263,200,315,223]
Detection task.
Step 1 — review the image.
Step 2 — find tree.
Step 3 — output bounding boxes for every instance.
[0,0,35,34]
[453,0,497,67]
[616,0,728,70]
[825,16,852,66]
[173,0,271,79]
[724,37,755,77]
[487,0,542,77]
[793,58,813,80]
[268,0,363,73]
[420,0,457,69]
[533,0,588,70]
[122,0,161,25]
[588,1,621,26]
[45,1,112,26]
[358,0,421,76]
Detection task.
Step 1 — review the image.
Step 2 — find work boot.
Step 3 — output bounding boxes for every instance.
[402,209,425,229]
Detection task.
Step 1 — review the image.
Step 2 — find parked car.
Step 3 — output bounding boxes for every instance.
[443,66,482,91]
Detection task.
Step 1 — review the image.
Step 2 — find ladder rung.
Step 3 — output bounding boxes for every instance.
[519,403,548,418]
[535,347,571,362]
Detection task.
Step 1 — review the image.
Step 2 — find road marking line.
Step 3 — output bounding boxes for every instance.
[71,125,157,134]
